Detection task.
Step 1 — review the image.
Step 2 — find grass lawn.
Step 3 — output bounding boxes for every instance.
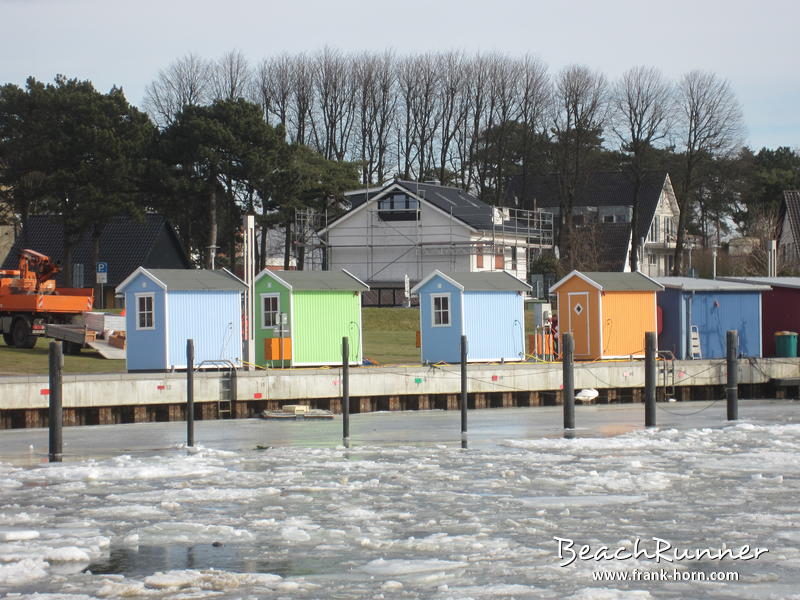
[0,342,126,376]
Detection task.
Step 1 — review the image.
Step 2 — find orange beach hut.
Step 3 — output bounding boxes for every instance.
[549,271,663,360]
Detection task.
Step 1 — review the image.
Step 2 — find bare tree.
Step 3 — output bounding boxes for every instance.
[436,51,469,185]
[516,55,552,207]
[143,53,212,127]
[290,54,315,145]
[551,64,608,268]
[611,66,672,271]
[310,48,356,160]
[672,70,744,274]
[353,51,397,184]
[211,49,252,101]
[251,54,292,129]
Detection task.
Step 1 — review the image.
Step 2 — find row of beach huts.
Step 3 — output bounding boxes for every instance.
[117,266,800,371]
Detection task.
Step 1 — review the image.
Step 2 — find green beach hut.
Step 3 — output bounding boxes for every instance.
[254,269,369,367]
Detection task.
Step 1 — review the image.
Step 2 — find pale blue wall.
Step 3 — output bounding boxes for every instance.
[167,291,243,368]
[463,291,526,361]
[124,272,166,371]
[418,276,463,363]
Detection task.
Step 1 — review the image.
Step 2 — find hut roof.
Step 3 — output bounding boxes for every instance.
[411,270,531,294]
[550,270,663,293]
[720,276,800,290]
[258,269,369,291]
[118,267,245,292]
[657,277,771,292]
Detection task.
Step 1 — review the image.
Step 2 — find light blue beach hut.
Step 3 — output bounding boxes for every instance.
[411,270,531,363]
[117,267,246,371]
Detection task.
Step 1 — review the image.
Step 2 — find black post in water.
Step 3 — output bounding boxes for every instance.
[645,331,657,428]
[187,339,195,447]
[562,333,575,430]
[460,335,468,444]
[726,330,739,421]
[342,337,350,446]
[48,341,63,462]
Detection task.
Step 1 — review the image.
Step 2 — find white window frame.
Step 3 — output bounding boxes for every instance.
[135,292,155,330]
[648,217,660,243]
[431,293,451,328]
[261,293,281,329]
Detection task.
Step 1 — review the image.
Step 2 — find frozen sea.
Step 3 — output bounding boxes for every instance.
[1,400,799,599]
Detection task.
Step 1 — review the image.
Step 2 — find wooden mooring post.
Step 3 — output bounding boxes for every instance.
[645,331,657,428]
[48,341,63,462]
[461,335,468,447]
[562,333,575,430]
[727,330,739,421]
[187,339,194,447]
[342,336,350,447]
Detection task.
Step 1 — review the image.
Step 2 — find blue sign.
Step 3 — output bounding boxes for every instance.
[96,262,108,273]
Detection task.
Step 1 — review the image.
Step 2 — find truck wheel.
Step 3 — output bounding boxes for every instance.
[2,333,13,347]
[11,317,37,349]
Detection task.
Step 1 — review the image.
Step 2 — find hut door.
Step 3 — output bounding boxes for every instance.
[567,292,590,356]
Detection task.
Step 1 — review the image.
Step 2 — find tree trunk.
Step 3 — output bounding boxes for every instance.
[283,221,292,270]
[258,220,267,271]
[206,184,217,270]
[92,227,102,308]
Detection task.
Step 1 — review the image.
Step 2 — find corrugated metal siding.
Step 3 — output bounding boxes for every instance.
[601,291,657,357]
[253,277,292,366]
[166,291,242,368]
[124,272,166,370]
[657,289,685,358]
[760,287,800,356]
[463,291,525,361]
[418,276,463,363]
[690,292,762,358]
[292,291,362,366]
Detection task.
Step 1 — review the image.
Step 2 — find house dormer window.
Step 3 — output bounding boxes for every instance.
[377,192,420,221]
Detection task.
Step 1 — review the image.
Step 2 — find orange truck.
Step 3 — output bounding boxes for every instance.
[0,249,94,350]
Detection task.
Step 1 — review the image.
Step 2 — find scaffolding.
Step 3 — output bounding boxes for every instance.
[295,200,554,288]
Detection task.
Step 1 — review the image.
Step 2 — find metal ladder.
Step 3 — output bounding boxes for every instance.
[690,326,702,359]
[196,360,238,419]
[657,350,676,399]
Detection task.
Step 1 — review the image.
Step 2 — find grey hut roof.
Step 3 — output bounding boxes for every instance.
[551,270,663,293]
[120,268,246,292]
[262,270,369,291]
[720,276,800,289]
[411,270,531,293]
[656,277,771,292]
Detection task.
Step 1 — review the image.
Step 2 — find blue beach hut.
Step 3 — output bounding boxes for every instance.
[117,267,246,371]
[655,277,770,359]
[411,270,531,363]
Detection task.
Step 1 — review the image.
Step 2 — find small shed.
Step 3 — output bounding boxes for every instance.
[117,268,246,371]
[720,276,799,357]
[254,269,369,367]
[411,270,531,364]
[549,271,663,360]
[655,277,769,359]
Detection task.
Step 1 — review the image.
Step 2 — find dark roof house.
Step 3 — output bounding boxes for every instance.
[779,190,800,265]
[2,214,191,288]
[504,171,679,275]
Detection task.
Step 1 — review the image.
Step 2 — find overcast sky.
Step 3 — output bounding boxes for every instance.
[2,0,798,151]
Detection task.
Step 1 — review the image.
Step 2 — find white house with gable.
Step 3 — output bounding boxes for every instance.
[317,180,553,293]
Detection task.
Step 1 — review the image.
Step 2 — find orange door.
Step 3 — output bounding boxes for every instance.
[567,292,591,357]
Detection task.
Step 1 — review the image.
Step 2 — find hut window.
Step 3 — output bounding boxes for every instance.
[136,293,154,330]
[261,294,280,328]
[432,293,451,327]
